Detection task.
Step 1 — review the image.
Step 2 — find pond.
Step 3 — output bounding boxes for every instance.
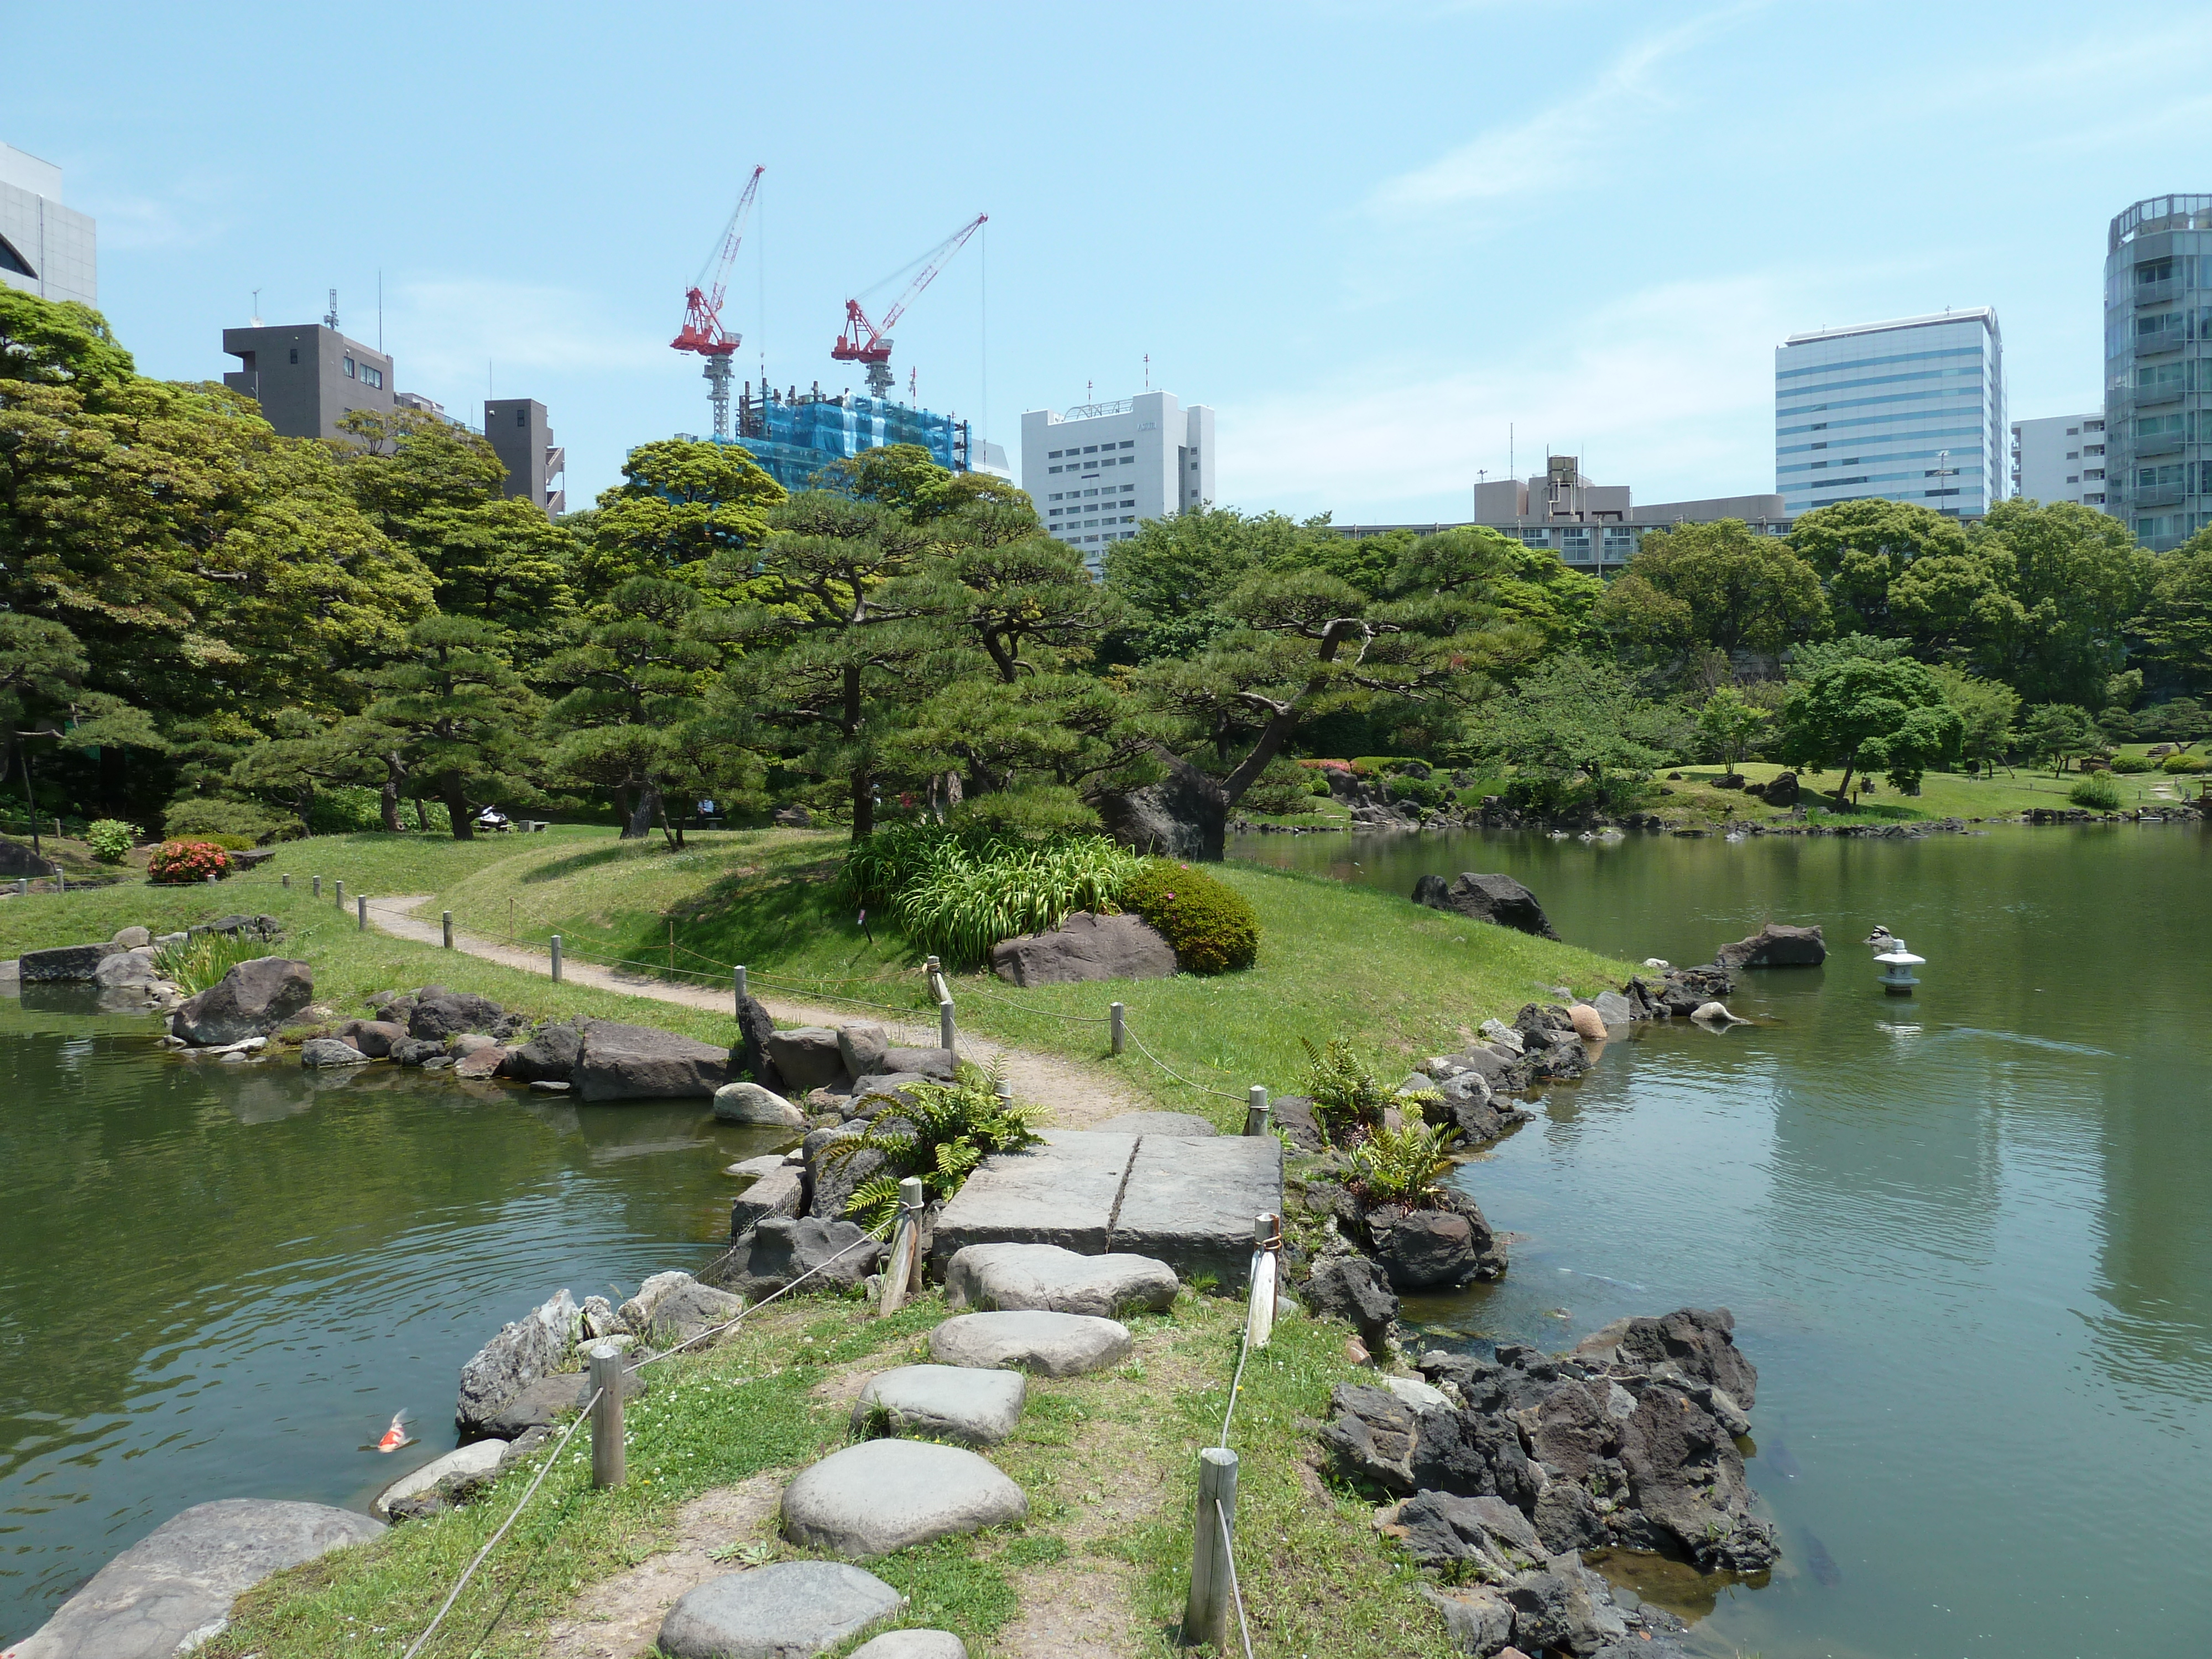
[1229,821,2212,1658]
[0,993,793,1641]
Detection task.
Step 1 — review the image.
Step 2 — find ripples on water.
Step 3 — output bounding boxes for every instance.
[0,994,794,1637]
[1241,822,2211,1659]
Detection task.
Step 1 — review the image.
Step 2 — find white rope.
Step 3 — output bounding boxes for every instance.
[627,1217,895,1373]
[1218,1318,1254,1450]
[1124,1024,1248,1103]
[398,1383,603,1659]
[1215,1497,1255,1659]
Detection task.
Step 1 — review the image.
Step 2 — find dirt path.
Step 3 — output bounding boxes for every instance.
[364,896,1155,1131]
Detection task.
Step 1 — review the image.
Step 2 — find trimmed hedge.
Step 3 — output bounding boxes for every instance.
[1119,859,1260,975]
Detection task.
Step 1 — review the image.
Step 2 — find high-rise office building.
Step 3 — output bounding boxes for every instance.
[1020,390,1214,564]
[2103,195,2212,551]
[2010,412,2107,508]
[1775,309,2005,520]
[0,141,97,308]
[485,398,567,518]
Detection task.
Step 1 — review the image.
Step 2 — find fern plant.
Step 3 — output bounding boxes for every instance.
[1298,1036,1438,1145]
[822,1064,1046,1229]
[1349,1103,1456,1206]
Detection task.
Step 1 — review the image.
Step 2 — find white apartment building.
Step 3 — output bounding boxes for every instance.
[1776,309,2005,519]
[1021,390,1215,564]
[0,142,97,309]
[2010,411,2107,508]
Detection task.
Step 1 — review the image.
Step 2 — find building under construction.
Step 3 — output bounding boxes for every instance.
[720,379,971,492]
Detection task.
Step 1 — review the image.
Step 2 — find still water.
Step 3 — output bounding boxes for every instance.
[0,998,792,1641]
[1232,822,2212,1658]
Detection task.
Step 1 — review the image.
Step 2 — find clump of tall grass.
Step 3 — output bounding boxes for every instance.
[844,821,1144,968]
[152,930,275,995]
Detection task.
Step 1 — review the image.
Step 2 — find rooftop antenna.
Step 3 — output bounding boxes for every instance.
[250,288,262,327]
[324,288,340,331]
[1144,352,1150,390]
[378,269,384,352]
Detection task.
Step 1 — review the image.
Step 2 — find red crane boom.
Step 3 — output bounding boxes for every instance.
[832,212,987,397]
[672,165,763,440]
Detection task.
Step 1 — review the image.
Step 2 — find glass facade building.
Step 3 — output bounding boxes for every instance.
[1775,310,2005,520]
[2103,195,2212,551]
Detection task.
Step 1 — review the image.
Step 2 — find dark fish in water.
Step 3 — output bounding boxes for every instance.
[1802,1529,1841,1587]
[1764,1436,1802,1479]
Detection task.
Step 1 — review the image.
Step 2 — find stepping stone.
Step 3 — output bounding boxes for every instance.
[1109,1133,1284,1287]
[1091,1110,1218,1137]
[928,1310,1131,1377]
[781,1439,1027,1558]
[853,1365,1027,1447]
[659,1561,904,1658]
[853,1632,968,1658]
[373,1438,507,1519]
[927,1131,1136,1270]
[943,1243,1179,1319]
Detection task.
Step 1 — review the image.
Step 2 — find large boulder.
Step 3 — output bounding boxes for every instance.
[1410,872,1560,940]
[942,1243,1179,1318]
[713,1081,805,1127]
[373,1440,507,1521]
[22,940,123,982]
[659,1562,902,1659]
[1745,769,1800,806]
[837,1022,890,1079]
[9,1500,383,1658]
[455,1288,578,1436]
[764,1026,847,1093]
[1301,1254,1400,1352]
[989,911,1176,986]
[575,1019,734,1100]
[1094,755,1228,862]
[618,1270,745,1346]
[408,990,507,1042]
[735,992,778,1086]
[503,1020,583,1083]
[169,958,314,1046]
[1713,922,1826,969]
[782,1439,1027,1558]
[804,1122,883,1220]
[1568,1306,1758,1407]
[701,1215,883,1300]
[1366,1207,1490,1291]
[338,1018,409,1058]
[300,1037,369,1069]
[0,834,56,877]
[95,948,160,989]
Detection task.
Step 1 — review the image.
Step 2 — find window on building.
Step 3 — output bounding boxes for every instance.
[1049,466,1062,474]
[2086,420,2104,431]
[1048,450,1063,458]
[1119,440,1134,449]
[2067,427,2079,435]
[2067,475,2080,484]
[2067,451,2079,460]
[2086,445,2105,456]
[1083,445,1098,453]
[1811,441,1827,450]
[343,356,357,378]
[363,366,383,389]
[1119,455,1133,464]
[288,347,299,364]
[2084,468,2104,480]
[2137,257,2175,285]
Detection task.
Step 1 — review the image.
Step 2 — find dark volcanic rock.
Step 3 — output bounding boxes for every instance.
[338,1019,408,1058]
[1410,871,1560,939]
[409,992,507,1042]
[1745,769,1801,806]
[1269,1093,1326,1152]
[990,911,1177,985]
[1301,1254,1400,1352]
[170,957,314,1045]
[1364,1195,1506,1290]
[20,941,120,982]
[1094,757,1228,862]
[575,1019,734,1100]
[504,1019,584,1083]
[700,1215,884,1301]
[1569,1306,1758,1407]
[765,1026,846,1093]
[735,993,778,1087]
[1713,921,1826,969]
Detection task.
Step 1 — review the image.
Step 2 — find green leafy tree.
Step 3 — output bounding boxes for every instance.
[573,438,784,601]
[1790,499,1975,637]
[1463,654,1676,811]
[2133,533,2212,695]
[1594,519,1827,661]
[1933,669,2021,779]
[1780,654,1964,801]
[2016,702,2102,776]
[0,613,163,856]
[1697,685,1771,774]
[1969,500,2156,705]
[542,578,721,837]
[361,617,544,838]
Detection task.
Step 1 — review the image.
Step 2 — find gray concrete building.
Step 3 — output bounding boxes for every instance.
[2103,195,2212,550]
[1333,456,1787,575]
[0,141,97,308]
[484,398,566,518]
[222,322,394,441]
[2010,411,2107,508]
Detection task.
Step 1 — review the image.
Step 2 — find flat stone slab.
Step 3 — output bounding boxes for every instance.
[781,1439,1027,1558]
[1089,1111,1218,1137]
[928,1310,1131,1376]
[853,1364,1027,1447]
[373,1438,507,1519]
[659,1561,904,1659]
[943,1243,1178,1319]
[852,1632,968,1658]
[9,1498,383,1659]
[725,1154,788,1181]
[927,1131,1135,1270]
[1110,1134,1284,1287]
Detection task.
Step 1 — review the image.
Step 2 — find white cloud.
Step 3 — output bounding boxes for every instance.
[1215,273,1802,518]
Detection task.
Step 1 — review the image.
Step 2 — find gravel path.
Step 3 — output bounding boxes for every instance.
[364,895,1155,1130]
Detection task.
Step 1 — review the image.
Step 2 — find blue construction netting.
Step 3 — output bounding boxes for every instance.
[725,391,967,491]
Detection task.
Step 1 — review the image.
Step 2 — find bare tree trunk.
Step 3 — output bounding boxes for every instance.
[379,753,405,833]
[443,775,474,840]
[851,765,875,841]
[623,784,660,840]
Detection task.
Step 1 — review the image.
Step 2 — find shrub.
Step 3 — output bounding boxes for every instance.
[825,1065,1045,1229]
[1119,859,1259,974]
[2161,752,2206,774]
[1383,774,1447,808]
[85,820,137,864]
[846,822,1144,968]
[2108,754,2152,774]
[1349,1103,1455,1204]
[2069,773,2123,809]
[153,930,268,995]
[945,785,1099,838]
[1349,755,1427,778]
[309,785,387,834]
[164,797,288,845]
[1241,755,1319,816]
[147,841,231,884]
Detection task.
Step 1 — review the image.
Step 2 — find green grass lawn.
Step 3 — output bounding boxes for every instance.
[1645,757,2201,827]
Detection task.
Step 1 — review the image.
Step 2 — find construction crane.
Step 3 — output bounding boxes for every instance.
[671,165,764,441]
[832,212,986,400]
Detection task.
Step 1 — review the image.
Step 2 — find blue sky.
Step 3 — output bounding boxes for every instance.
[14,1,2208,520]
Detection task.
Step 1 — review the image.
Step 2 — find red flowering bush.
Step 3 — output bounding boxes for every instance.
[147,839,231,884]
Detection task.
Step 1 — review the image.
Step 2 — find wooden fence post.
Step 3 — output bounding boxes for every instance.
[588,1342,625,1489]
[940,998,956,1054]
[1243,1086,1270,1137]
[281,873,290,890]
[734,964,747,1016]
[550,934,562,983]
[442,910,453,949]
[1246,1213,1279,1351]
[880,1175,926,1317]
[1182,1447,1239,1649]
[333,879,343,910]
[312,875,321,898]
[1110,1001,1126,1056]
[356,895,368,931]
